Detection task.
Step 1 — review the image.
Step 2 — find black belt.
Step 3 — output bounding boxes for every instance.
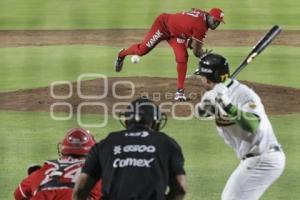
[242,146,281,160]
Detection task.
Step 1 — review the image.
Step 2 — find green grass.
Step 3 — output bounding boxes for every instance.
[0,1,299,199]
[0,0,299,29]
[1,111,299,200]
[0,45,299,92]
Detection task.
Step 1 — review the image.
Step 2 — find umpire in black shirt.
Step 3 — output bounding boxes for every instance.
[73,97,186,200]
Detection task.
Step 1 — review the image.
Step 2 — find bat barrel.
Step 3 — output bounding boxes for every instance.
[230,25,281,79]
[254,25,281,55]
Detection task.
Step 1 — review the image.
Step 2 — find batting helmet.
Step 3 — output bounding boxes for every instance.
[119,97,167,131]
[195,53,230,83]
[58,128,96,157]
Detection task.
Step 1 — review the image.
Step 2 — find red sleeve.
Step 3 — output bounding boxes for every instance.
[192,28,206,43]
[14,164,51,200]
[88,180,102,200]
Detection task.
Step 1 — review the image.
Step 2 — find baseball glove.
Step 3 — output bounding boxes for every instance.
[27,164,42,175]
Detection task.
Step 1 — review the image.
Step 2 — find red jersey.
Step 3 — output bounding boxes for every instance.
[14,157,102,200]
[165,9,208,42]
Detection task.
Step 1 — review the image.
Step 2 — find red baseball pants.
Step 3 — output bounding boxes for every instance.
[119,14,188,90]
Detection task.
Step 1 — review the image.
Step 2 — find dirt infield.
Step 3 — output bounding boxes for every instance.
[0,29,299,116]
[0,77,300,116]
[0,29,299,48]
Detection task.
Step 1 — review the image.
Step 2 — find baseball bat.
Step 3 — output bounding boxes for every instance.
[231,25,282,79]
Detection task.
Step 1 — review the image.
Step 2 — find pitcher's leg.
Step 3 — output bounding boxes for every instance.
[176,62,187,89]
[168,38,189,101]
[115,14,166,72]
[119,15,166,58]
[168,38,188,89]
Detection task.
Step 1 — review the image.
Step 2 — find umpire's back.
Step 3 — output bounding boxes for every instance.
[100,125,185,200]
[79,97,186,200]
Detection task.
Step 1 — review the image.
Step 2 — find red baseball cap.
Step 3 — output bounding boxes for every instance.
[209,8,225,23]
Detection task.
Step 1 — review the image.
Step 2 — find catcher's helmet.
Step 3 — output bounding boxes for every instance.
[119,97,167,131]
[59,128,96,157]
[195,53,230,83]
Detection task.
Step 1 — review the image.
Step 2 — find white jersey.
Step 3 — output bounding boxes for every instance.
[215,80,280,159]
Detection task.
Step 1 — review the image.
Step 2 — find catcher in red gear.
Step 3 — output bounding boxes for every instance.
[14,128,102,200]
[114,7,225,101]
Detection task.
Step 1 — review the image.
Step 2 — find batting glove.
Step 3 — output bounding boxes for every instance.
[214,83,231,109]
[197,90,216,117]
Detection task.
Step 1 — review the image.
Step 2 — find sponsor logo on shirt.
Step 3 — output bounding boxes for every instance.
[176,38,186,44]
[125,131,149,137]
[146,30,163,48]
[114,145,122,155]
[113,145,156,155]
[248,102,257,109]
[113,158,155,168]
[124,145,156,153]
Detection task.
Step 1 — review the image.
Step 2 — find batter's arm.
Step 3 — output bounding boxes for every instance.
[215,82,260,133]
[224,104,260,133]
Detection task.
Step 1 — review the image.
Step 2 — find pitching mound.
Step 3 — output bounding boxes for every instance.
[0,77,300,116]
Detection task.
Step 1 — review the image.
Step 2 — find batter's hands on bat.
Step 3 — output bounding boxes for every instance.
[197,90,216,117]
[214,83,231,108]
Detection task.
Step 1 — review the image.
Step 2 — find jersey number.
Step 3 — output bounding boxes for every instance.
[64,168,81,183]
[40,164,81,186]
[183,10,202,18]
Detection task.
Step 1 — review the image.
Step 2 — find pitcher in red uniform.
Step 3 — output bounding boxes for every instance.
[14,128,102,200]
[114,8,225,101]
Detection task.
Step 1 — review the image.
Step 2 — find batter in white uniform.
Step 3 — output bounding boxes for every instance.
[195,53,286,200]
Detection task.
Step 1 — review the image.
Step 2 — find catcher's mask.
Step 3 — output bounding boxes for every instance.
[119,97,167,131]
[58,128,96,157]
[195,53,230,83]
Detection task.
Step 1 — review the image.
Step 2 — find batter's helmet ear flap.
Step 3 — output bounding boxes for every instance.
[213,69,220,82]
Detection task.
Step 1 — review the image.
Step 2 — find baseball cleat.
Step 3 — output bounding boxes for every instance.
[174,88,187,101]
[114,49,125,72]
